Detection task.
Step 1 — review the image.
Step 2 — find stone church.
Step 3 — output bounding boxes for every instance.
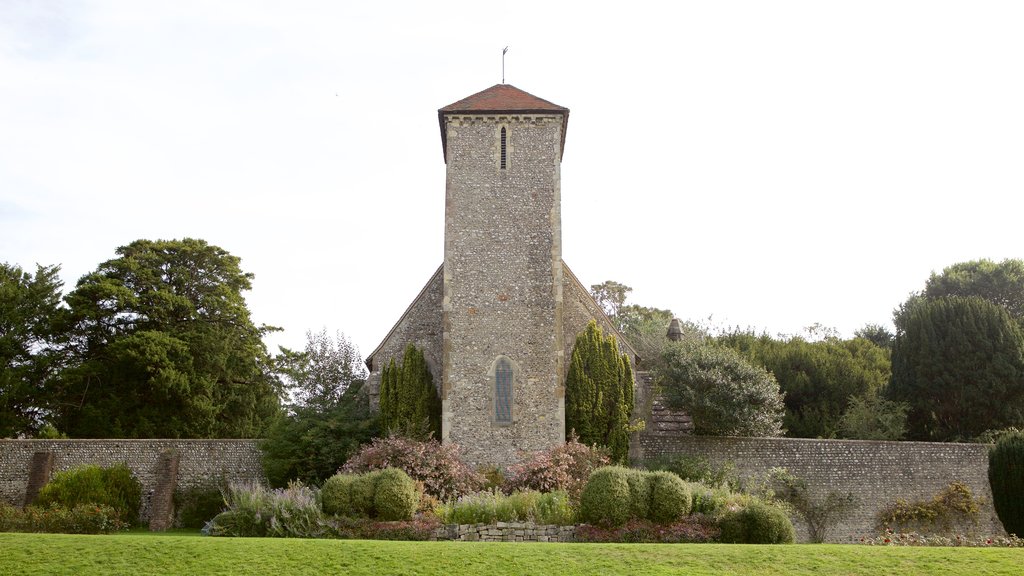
[365,84,638,466]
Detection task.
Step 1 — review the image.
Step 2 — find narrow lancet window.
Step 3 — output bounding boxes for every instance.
[495,357,512,423]
[500,127,507,169]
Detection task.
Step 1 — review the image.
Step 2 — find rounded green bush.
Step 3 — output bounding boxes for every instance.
[719,501,795,544]
[648,471,692,524]
[373,468,418,521]
[350,470,382,517]
[579,466,633,527]
[625,469,652,520]
[989,431,1024,537]
[320,474,357,516]
[34,463,142,522]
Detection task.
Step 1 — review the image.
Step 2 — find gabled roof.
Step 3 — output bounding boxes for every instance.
[438,84,569,162]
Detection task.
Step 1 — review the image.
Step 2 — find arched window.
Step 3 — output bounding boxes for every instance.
[495,357,513,424]
[500,127,507,169]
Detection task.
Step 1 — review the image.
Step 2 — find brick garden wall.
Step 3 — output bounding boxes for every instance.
[637,434,1005,542]
[0,439,264,523]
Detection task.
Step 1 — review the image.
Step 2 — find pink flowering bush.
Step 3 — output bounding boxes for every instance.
[503,436,611,501]
[340,435,484,502]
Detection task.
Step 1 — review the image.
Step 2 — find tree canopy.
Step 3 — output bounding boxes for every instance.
[889,296,1024,441]
[1,263,66,437]
[378,344,440,440]
[661,339,785,437]
[51,238,281,438]
[924,259,1024,323]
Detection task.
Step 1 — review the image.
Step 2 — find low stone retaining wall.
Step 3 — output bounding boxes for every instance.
[433,522,576,542]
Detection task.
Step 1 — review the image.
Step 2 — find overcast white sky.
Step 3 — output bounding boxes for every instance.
[2,1,1022,357]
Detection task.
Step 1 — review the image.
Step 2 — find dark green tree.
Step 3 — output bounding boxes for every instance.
[378,344,440,439]
[855,323,894,350]
[717,331,891,438]
[565,321,636,462]
[889,296,1024,441]
[661,339,785,437]
[924,259,1024,323]
[988,431,1024,537]
[1,263,66,437]
[52,239,280,438]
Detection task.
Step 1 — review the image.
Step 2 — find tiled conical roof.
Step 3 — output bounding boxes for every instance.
[438,84,569,161]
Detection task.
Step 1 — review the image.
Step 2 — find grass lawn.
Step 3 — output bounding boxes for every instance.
[1,533,1022,576]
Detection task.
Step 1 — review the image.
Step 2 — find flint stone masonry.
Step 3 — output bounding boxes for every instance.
[433,522,576,542]
[0,439,264,523]
[639,434,1005,542]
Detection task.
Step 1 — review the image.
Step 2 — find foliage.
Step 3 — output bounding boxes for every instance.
[643,454,740,490]
[837,392,908,440]
[278,329,365,410]
[340,435,485,502]
[9,533,1024,575]
[502,435,611,502]
[35,463,141,522]
[53,238,281,438]
[717,501,796,544]
[861,528,1024,547]
[766,468,858,543]
[661,339,785,437]
[174,485,225,529]
[0,262,66,437]
[206,481,327,538]
[647,471,692,524]
[564,321,636,462]
[372,468,419,521]
[717,330,891,438]
[326,516,441,541]
[889,296,1024,441]
[378,344,440,440]
[924,259,1024,323]
[320,474,356,517]
[589,280,632,321]
[876,482,982,535]
[574,516,720,544]
[578,466,633,527]
[855,323,894,350]
[0,502,127,534]
[436,489,574,526]
[988,431,1024,537]
[261,380,379,487]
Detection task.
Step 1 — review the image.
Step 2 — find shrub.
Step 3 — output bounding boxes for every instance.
[327,516,442,541]
[579,466,632,527]
[174,485,225,529]
[503,436,611,502]
[350,471,382,517]
[321,473,357,517]
[860,528,1024,547]
[34,463,142,522]
[575,516,720,544]
[689,482,734,516]
[624,469,652,520]
[373,468,418,521]
[0,503,127,534]
[436,489,574,526]
[718,501,795,544]
[767,468,858,543]
[341,435,484,501]
[876,482,981,535]
[206,482,327,538]
[648,471,692,524]
[989,430,1024,536]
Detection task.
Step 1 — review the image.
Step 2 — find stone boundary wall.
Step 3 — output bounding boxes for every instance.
[0,439,264,523]
[639,435,1004,542]
[433,522,576,542]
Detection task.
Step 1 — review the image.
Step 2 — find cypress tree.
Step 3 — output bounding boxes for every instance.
[378,344,440,440]
[989,431,1024,536]
[565,321,636,462]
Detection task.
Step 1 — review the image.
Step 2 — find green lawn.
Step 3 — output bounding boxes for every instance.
[1,533,1022,576]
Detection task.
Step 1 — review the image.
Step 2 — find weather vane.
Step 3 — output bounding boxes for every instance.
[502,46,508,84]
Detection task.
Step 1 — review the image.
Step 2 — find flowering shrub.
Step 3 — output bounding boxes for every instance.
[503,437,611,501]
[206,481,328,538]
[860,528,1024,547]
[0,502,127,534]
[436,489,574,526]
[341,435,484,502]
[576,517,720,543]
[876,482,981,535]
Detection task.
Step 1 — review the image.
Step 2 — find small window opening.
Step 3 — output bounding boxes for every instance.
[495,358,512,423]
[500,127,507,170]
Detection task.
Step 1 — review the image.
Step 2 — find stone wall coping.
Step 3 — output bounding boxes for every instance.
[0,439,261,444]
[673,435,993,449]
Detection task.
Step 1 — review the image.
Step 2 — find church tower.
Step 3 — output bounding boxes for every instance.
[438,84,570,465]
